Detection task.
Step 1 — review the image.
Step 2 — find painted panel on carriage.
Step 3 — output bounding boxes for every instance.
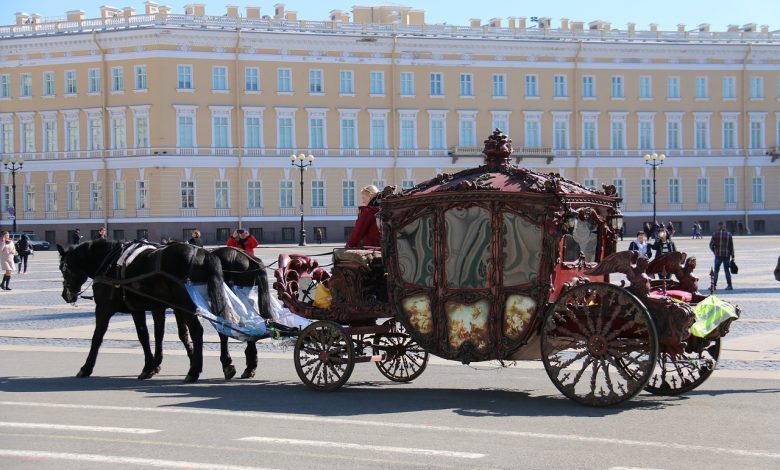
[396,216,434,286]
[502,213,542,286]
[446,299,490,351]
[504,295,536,339]
[444,207,491,289]
[402,295,432,334]
[563,218,599,263]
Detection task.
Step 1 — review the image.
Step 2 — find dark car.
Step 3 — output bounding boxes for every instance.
[10,232,50,251]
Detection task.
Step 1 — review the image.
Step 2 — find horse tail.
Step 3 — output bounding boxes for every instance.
[255,259,273,319]
[204,251,228,318]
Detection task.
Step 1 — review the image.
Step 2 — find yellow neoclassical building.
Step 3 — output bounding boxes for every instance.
[1,3,779,245]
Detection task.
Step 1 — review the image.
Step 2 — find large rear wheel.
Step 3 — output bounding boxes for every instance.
[645,337,720,395]
[541,283,658,407]
[294,320,354,391]
[372,320,429,382]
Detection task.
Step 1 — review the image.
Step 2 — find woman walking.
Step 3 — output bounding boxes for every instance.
[1,231,18,290]
[16,234,32,274]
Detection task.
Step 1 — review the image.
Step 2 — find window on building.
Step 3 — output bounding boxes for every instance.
[668,178,681,204]
[493,74,506,97]
[245,67,259,92]
[0,74,9,98]
[723,121,737,149]
[136,181,148,209]
[0,122,12,153]
[401,180,415,190]
[722,76,736,99]
[340,118,356,149]
[64,70,77,95]
[639,121,653,150]
[23,184,35,212]
[247,181,263,209]
[136,229,149,241]
[111,67,123,92]
[88,118,102,150]
[695,76,707,99]
[582,76,595,98]
[750,120,764,149]
[400,117,415,149]
[430,73,443,96]
[1,185,10,213]
[67,182,80,211]
[492,116,508,135]
[525,119,540,147]
[44,183,57,212]
[611,76,624,98]
[43,72,55,96]
[245,116,261,148]
[750,76,764,99]
[695,120,709,149]
[135,65,147,90]
[611,120,625,150]
[20,73,32,97]
[281,227,295,242]
[215,180,229,209]
[177,65,193,90]
[430,118,445,149]
[553,120,568,149]
[400,71,414,96]
[724,177,736,204]
[135,115,149,148]
[88,68,101,93]
[213,116,229,148]
[180,181,195,209]
[372,179,385,190]
[639,76,652,99]
[279,180,293,208]
[65,120,79,151]
[212,66,228,91]
[696,178,709,204]
[583,121,596,150]
[309,69,323,93]
[339,70,354,94]
[525,74,538,97]
[311,180,325,208]
[21,122,35,153]
[309,118,324,149]
[753,220,766,233]
[43,120,57,153]
[370,117,386,149]
[111,115,127,149]
[89,182,102,211]
[459,73,473,97]
[369,71,384,95]
[667,76,680,99]
[667,120,681,149]
[278,117,293,148]
[583,179,596,189]
[752,177,764,203]
[113,181,126,210]
[277,68,292,92]
[553,75,567,97]
[613,179,625,204]
[458,118,475,147]
[342,180,355,207]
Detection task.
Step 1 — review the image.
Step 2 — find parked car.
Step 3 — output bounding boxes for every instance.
[9,232,50,251]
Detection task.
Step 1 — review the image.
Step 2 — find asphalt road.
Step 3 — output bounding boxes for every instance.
[0,237,779,469]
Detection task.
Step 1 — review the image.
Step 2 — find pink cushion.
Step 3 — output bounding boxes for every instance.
[648,289,693,303]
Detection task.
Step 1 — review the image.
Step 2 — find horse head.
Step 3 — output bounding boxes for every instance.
[57,243,89,303]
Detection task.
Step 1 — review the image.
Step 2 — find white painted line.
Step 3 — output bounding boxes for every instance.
[0,449,276,470]
[238,436,484,459]
[2,401,778,461]
[0,421,159,434]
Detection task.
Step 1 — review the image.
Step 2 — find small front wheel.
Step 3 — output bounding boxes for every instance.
[294,320,355,391]
[372,320,429,382]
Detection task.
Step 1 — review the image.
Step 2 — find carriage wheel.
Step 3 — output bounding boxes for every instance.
[541,283,658,407]
[645,337,720,396]
[372,320,429,382]
[294,320,355,391]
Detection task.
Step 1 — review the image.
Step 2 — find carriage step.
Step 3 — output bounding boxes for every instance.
[354,354,384,364]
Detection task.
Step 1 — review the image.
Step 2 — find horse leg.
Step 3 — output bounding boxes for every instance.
[240,340,258,379]
[131,311,158,380]
[219,333,237,381]
[181,311,203,383]
[174,310,194,359]
[78,308,114,378]
[151,309,166,373]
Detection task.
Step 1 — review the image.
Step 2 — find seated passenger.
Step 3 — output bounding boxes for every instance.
[346,185,381,249]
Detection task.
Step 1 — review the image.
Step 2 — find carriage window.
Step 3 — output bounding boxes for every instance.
[396,216,434,286]
[444,207,491,288]
[502,213,542,285]
[563,218,599,263]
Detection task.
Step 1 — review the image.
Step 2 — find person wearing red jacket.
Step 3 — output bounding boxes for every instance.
[346,185,381,248]
[227,228,259,253]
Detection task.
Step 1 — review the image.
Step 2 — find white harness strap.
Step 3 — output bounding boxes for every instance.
[117,242,157,268]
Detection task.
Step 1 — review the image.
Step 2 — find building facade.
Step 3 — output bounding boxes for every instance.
[1,3,779,245]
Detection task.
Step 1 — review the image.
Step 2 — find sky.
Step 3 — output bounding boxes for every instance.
[2,0,779,32]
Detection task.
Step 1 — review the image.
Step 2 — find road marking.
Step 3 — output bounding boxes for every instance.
[0,449,276,469]
[2,401,778,460]
[0,421,159,434]
[238,436,484,459]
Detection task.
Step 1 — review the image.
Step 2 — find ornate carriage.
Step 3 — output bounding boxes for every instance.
[274,129,739,406]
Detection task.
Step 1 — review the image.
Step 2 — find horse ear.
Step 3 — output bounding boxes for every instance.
[57,244,65,256]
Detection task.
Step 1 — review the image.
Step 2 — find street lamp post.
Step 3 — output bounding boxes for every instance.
[643,152,666,231]
[290,153,315,246]
[2,155,24,233]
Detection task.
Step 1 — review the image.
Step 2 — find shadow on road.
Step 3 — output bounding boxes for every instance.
[0,374,673,418]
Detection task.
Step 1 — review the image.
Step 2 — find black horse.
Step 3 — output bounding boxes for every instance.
[57,239,227,383]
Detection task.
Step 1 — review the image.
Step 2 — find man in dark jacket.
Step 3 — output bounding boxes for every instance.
[71,229,82,245]
[709,222,734,290]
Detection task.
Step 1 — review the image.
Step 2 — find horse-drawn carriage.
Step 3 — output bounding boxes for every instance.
[273,129,739,406]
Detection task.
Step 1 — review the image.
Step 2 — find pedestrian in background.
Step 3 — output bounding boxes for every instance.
[15,234,32,274]
[709,222,735,291]
[628,232,652,258]
[71,229,83,245]
[652,227,676,279]
[1,231,18,291]
[666,221,675,239]
[227,228,259,253]
[188,229,204,247]
[94,227,107,240]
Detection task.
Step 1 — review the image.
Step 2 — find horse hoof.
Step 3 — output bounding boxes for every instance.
[76,369,92,378]
[224,365,237,381]
[183,374,199,384]
[239,370,256,379]
[137,370,155,380]
[154,366,161,374]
